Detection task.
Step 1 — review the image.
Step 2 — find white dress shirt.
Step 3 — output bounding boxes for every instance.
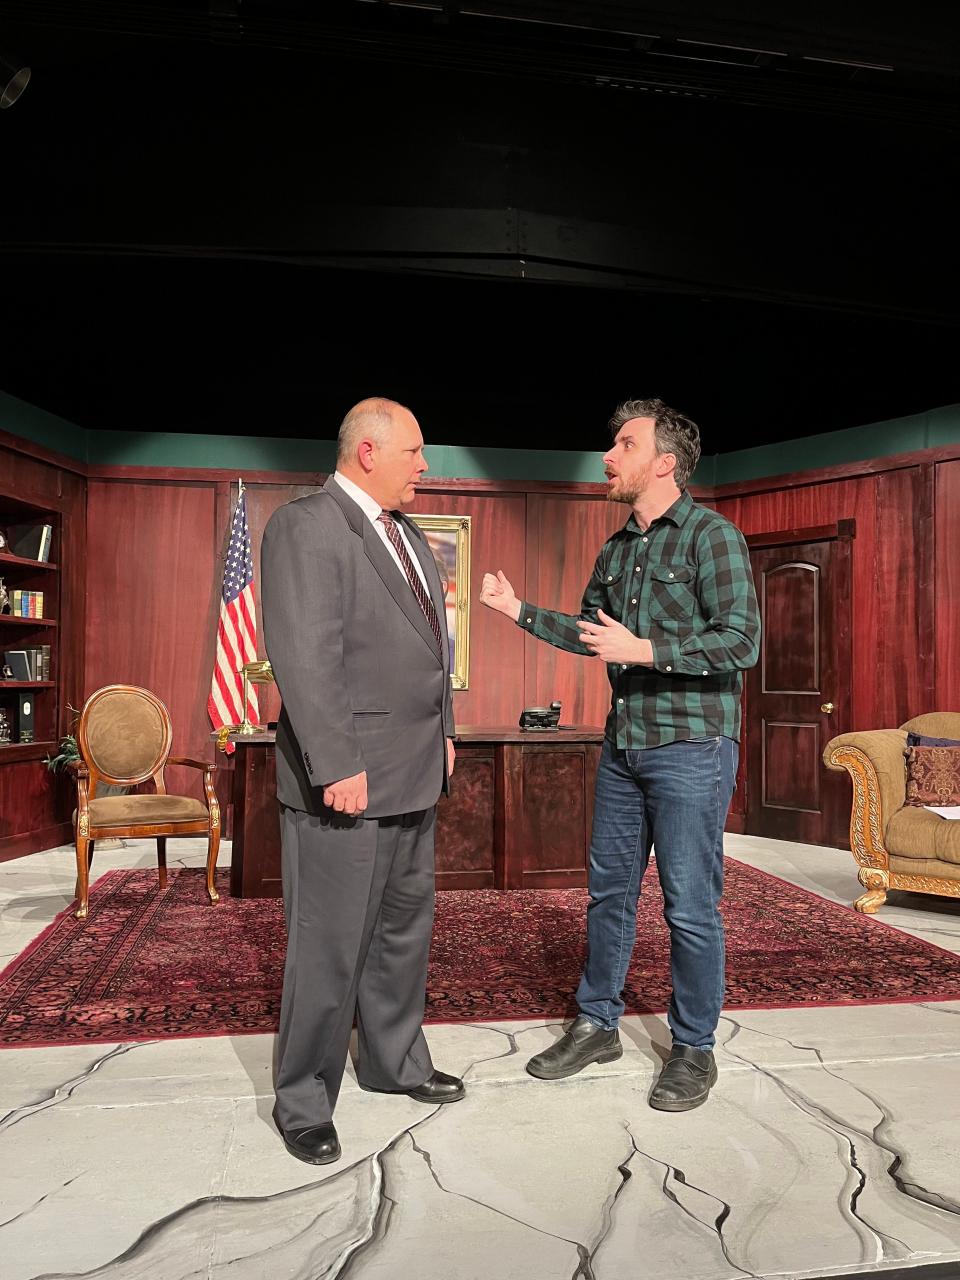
[332,471,430,592]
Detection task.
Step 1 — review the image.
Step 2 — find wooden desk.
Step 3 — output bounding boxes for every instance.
[225,726,604,897]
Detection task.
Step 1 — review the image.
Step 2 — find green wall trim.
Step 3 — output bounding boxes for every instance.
[712,405,960,486]
[0,390,89,462]
[3,388,959,486]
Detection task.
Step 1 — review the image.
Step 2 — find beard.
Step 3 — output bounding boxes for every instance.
[606,465,650,506]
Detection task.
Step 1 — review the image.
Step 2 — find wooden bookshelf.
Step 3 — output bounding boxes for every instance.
[0,496,59,752]
[0,551,58,573]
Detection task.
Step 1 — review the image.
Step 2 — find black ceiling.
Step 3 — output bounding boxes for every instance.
[0,1,958,455]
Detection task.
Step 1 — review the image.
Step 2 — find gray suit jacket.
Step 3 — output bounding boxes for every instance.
[261,477,455,818]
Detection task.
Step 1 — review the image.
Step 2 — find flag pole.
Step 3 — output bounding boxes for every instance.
[238,476,245,498]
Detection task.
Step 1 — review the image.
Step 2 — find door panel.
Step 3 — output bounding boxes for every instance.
[761,721,821,811]
[746,534,852,846]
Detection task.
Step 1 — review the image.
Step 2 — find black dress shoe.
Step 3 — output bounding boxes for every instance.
[279,1122,341,1165]
[406,1070,466,1104]
[526,1015,623,1080]
[648,1045,718,1112]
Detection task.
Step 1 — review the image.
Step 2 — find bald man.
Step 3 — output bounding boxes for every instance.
[261,398,462,1165]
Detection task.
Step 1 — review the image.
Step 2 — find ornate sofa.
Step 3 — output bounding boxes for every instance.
[824,712,960,913]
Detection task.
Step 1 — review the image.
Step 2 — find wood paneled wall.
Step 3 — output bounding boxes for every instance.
[711,460,949,733]
[935,459,960,710]
[82,476,622,799]
[2,428,959,858]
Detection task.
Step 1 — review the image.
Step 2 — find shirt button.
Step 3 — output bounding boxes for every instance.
[668,572,675,579]
[642,537,648,543]
[631,598,637,605]
[607,575,613,581]
[621,664,627,670]
[618,697,624,704]
[703,669,709,675]
[526,617,532,623]
[665,665,672,672]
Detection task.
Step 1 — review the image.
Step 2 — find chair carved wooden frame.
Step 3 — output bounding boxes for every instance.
[71,684,221,920]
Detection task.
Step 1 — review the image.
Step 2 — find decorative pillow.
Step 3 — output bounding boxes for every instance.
[905,746,960,806]
[907,731,960,748]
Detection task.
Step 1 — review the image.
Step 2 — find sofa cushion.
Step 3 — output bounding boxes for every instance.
[886,805,960,865]
[76,795,209,828]
[905,746,960,807]
[907,731,960,748]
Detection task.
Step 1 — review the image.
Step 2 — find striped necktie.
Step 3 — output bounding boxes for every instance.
[378,513,444,650]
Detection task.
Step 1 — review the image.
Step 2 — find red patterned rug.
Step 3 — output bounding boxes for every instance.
[2,860,960,1048]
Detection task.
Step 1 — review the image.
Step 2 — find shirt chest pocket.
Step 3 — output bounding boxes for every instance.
[601,567,626,611]
[648,564,697,622]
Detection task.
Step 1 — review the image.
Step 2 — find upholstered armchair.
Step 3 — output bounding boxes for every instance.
[824,712,960,913]
[71,684,220,920]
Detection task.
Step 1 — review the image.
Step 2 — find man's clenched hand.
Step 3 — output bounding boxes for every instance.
[323,771,368,816]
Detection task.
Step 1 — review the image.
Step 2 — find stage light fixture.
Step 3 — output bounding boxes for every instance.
[0,52,30,109]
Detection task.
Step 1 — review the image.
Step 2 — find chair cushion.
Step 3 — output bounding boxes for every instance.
[905,746,960,807]
[886,805,960,865]
[79,795,209,828]
[889,854,960,883]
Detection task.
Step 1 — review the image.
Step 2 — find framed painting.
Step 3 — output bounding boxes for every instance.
[410,514,472,689]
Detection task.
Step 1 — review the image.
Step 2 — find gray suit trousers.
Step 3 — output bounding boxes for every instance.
[273,803,437,1131]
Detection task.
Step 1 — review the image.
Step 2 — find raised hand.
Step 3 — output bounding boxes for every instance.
[479,569,521,621]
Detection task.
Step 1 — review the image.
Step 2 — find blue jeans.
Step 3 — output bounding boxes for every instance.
[576,735,739,1049]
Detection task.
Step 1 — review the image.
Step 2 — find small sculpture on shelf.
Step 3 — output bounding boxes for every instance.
[0,528,8,552]
[0,663,13,680]
[0,707,11,744]
[0,576,10,614]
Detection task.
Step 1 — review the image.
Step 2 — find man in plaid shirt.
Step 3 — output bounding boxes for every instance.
[481,398,760,1111]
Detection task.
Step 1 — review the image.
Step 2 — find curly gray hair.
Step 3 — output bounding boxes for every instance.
[608,398,702,490]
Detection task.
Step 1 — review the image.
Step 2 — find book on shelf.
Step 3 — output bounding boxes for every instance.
[2,646,50,681]
[9,590,44,618]
[4,523,53,562]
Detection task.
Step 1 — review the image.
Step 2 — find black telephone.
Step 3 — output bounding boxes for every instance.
[519,700,562,731]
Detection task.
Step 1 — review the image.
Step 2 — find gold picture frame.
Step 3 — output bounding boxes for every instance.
[410,514,471,690]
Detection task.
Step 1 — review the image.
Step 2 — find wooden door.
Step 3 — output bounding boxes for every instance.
[745,523,853,847]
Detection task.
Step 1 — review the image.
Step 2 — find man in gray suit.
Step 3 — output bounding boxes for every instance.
[261,397,464,1166]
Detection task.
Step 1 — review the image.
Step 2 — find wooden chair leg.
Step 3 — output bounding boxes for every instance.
[157,836,168,889]
[74,835,92,920]
[206,823,221,905]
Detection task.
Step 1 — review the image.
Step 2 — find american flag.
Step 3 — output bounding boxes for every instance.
[207,485,259,752]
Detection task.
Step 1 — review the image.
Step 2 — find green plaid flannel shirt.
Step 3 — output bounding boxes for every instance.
[518,491,761,748]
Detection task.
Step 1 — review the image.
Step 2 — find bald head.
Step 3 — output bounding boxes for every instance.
[337,397,411,468]
[336,396,428,509]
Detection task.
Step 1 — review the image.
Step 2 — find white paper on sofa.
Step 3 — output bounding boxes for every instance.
[923,805,960,820]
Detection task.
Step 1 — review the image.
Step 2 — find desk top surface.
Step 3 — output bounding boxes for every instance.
[222,725,606,747]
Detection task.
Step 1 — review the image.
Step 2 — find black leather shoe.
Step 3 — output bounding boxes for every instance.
[406,1070,466,1104]
[526,1015,623,1080]
[648,1045,718,1111]
[279,1122,341,1165]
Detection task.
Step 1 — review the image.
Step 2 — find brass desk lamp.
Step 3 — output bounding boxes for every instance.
[238,658,275,734]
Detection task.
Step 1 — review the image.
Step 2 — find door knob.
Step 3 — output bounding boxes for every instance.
[820,702,835,714]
